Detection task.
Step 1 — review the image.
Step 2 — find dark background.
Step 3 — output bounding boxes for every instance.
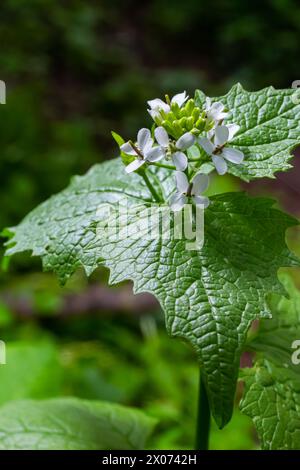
[0,0,299,449]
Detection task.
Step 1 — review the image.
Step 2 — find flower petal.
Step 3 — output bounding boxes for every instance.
[171,91,188,108]
[176,132,195,150]
[172,151,188,171]
[175,171,189,193]
[210,101,225,113]
[155,126,169,147]
[209,102,228,121]
[148,109,160,120]
[193,195,210,208]
[143,137,154,153]
[147,98,170,113]
[205,96,212,110]
[212,155,228,175]
[191,173,209,195]
[125,159,145,173]
[120,142,136,156]
[216,111,229,121]
[137,128,151,150]
[169,192,187,211]
[214,125,229,147]
[207,128,215,139]
[198,137,214,155]
[146,146,165,162]
[222,147,244,164]
[227,123,240,141]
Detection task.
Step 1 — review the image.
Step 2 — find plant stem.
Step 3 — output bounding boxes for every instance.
[141,170,162,203]
[195,372,211,450]
[151,162,176,170]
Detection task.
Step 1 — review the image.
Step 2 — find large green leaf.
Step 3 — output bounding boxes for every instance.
[195,84,300,181]
[0,398,156,450]
[4,159,299,427]
[240,273,300,449]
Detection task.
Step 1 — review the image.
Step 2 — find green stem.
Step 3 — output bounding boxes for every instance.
[151,162,176,170]
[195,372,211,450]
[140,170,162,203]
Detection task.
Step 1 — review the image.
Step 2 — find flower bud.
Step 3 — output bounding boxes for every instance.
[192,107,200,121]
[196,118,206,132]
[179,117,187,128]
[170,102,181,118]
[161,120,174,136]
[173,121,183,138]
[184,99,195,115]
[186,117,194,131]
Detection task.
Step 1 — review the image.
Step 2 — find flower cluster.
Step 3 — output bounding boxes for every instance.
[117,91,244,211]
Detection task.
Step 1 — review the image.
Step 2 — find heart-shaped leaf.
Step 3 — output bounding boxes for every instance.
[5,159,298,427]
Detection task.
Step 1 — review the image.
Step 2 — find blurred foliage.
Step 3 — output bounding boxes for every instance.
[0,341,62,405]
[0,304,256,449]
[1,0,300,230]
[0,0,300,450]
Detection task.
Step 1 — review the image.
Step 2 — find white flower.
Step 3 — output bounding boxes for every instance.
[170,91,189,107]
[147,91,189,120]
[153,127,195,171]
[205,97,228,123]
[120,128,165,173]
[198,124,244,175]
[170,171,210,211]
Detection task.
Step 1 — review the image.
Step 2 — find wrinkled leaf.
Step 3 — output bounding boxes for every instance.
[195,84,300,181]
[5,159,298,427]
[241,273,300,449]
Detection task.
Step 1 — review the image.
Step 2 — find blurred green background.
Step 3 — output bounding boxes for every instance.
[0,0,300,449]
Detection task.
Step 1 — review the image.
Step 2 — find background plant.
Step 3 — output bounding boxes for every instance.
[1,0,300,451]
[3,84,300,449]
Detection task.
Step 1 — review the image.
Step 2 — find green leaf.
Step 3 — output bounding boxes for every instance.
[240,273,300,449]
[0,398,156,450]
[0,341,63,405]
[111,131,125,147]
[249,272,300,371]
[4,159,299,427]
[240,360,300,450]
[195,84,300,181]
[111,130,135,166]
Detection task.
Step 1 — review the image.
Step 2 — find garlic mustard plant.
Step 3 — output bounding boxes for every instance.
[4,84,300,450]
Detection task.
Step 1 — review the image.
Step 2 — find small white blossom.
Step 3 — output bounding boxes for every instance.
[199,124,244,175]
[171,91,189,107]
[148,91,189,120]
[121,128,165,173]
[176,132,195,150]
[205,97,228,123]
[153,127,195,171]
[170,171,210,212]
